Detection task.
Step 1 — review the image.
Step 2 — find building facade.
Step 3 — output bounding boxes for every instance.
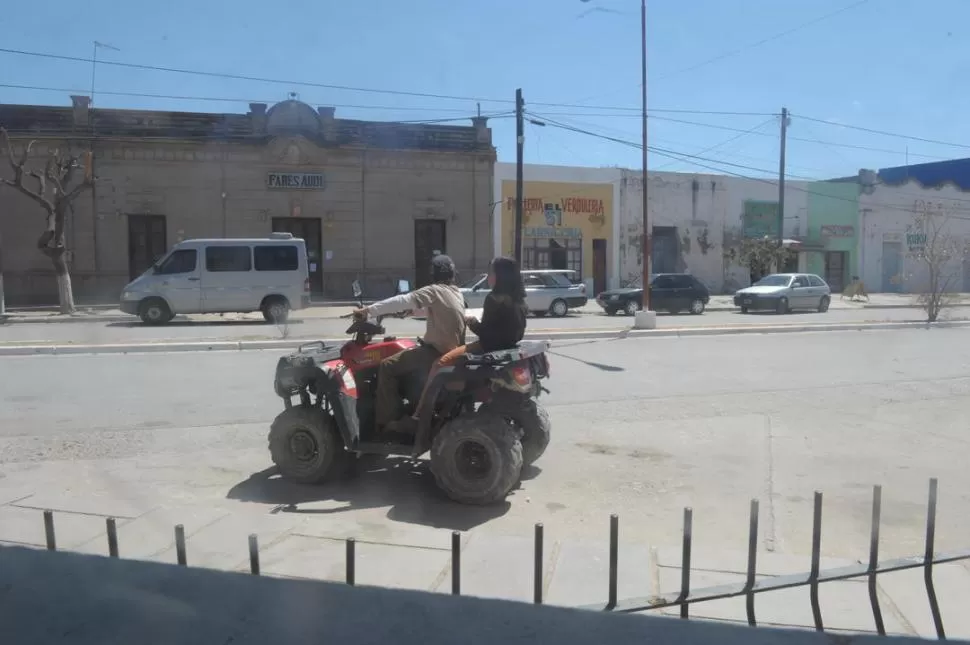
[618,170,816,292]
[856,161,970,294]
[0,97,495,305]
[493,163,621,293]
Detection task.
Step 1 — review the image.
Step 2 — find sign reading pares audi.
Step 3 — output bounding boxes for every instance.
[267,172,326,190]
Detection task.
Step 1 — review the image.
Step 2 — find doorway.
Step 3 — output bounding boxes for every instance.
[127,214,167,280]
[651,226,678,274]
[592,238,607,295]
[881,241,903,292]
[272,217,323,296]
[823,251,846,293]
[414,219,446,288]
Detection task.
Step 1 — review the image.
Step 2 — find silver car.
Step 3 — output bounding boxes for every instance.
[460,269,588,317]
[732,273,832,314]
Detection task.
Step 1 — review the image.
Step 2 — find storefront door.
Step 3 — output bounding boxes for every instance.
[823,251,846,293]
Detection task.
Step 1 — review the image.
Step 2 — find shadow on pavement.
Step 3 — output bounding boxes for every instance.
[548,350,625,372]
[226,461,514,532]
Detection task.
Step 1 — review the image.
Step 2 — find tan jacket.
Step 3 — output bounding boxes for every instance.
[366,283,465,354]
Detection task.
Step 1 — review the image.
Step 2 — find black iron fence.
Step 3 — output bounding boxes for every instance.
[29,478,969,638]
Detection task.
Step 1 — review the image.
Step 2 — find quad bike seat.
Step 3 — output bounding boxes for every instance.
[464,340,550,368]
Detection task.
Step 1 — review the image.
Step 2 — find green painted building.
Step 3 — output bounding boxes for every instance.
[802,181,860,293]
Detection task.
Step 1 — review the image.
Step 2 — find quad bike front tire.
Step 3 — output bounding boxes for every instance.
[431,413,523,505]
[479,391,551,466]
[268,406,346,484]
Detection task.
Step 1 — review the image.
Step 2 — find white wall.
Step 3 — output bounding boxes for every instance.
[859,181,970,293]
[618,170,809,292]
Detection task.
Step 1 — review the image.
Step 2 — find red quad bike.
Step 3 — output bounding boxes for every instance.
[267,299,552,505]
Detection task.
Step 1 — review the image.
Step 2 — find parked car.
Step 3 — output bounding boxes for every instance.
[120,233,310,324]
[460,269,587,317]
[733,273,831,314]
[596,273,710,315]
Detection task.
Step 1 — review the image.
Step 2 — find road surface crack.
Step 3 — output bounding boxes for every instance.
[764,415,777,553]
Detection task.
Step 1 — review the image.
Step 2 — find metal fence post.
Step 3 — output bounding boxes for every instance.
[924,478,945,639]
[106,517,119,558]
[534,523,544,605]
[678,508,693,619]
[249,534,260,575]
[43,510,56,551]
[867,485,885,636]
[451,532,460,595]
[744,499,759,626]
[608,514,619,610]
[174,524,187,566]
[346,538,356,586]
[809,492,824,632]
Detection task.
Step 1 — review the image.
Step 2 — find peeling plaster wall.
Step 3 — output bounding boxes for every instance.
[859,180,970,293]
[619,170,809,292]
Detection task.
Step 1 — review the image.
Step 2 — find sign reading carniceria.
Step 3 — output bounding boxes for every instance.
[267,172,325,190]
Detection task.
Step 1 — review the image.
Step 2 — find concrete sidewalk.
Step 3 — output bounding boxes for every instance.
[1,491,967,637]
[3,293,966,325]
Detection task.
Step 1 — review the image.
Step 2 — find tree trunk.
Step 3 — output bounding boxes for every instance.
[50,250,75,314]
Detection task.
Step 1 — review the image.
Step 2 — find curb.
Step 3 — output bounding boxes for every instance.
[3,320,968,357]
[0,304,937,324]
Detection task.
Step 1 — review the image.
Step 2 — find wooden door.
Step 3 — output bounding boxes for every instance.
[414,220,446,288]
[127,214,167,280]
[592,238,607,295]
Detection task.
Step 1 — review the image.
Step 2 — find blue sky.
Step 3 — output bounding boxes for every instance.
[2,0,968,180]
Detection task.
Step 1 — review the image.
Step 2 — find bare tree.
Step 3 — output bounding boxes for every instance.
[0,128,94,314]
[907,204,968,322]
[723,235,793,284]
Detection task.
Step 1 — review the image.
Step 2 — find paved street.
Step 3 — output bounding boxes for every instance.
[2,328,970,634]
[0,306,962,347]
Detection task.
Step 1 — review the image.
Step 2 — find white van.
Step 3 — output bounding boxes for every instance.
[120,233,311,324]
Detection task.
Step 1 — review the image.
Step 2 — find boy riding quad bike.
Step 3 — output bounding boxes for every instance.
[267,281,552,505]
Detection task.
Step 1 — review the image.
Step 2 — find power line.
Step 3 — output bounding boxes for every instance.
[794,113,970,152]
[533,112,816,180]
[658,0,871,79]
[532,114,970,217]
[654,117,778,172]
[649,114,953,161]
[0,46,779,116]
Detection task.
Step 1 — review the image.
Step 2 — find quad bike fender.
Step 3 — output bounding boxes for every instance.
[328,389,361,450]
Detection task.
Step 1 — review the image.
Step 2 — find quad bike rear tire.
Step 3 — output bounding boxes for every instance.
[268,406,346,484]
[478,391,551,466]
[430,413,523,505]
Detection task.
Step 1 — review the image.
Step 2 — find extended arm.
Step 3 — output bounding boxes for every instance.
[366,285,437,317]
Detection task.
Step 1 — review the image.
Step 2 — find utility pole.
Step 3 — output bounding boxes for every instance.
[514,88,525,263]
[776,107,789,243]
[640,0,650,308]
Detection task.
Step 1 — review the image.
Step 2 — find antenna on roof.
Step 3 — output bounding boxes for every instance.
[91,41,121,107]
[288,92,299,101]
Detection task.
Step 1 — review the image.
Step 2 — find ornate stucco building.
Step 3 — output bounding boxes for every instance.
[0,96,495,304]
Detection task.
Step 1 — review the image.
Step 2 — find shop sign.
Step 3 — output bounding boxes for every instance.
[742,200,779,238]
[267,172,325,190]
[523,226,582,239]
[820,225,854,238]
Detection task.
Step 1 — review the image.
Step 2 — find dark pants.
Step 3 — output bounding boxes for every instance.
[375,344,441,428]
